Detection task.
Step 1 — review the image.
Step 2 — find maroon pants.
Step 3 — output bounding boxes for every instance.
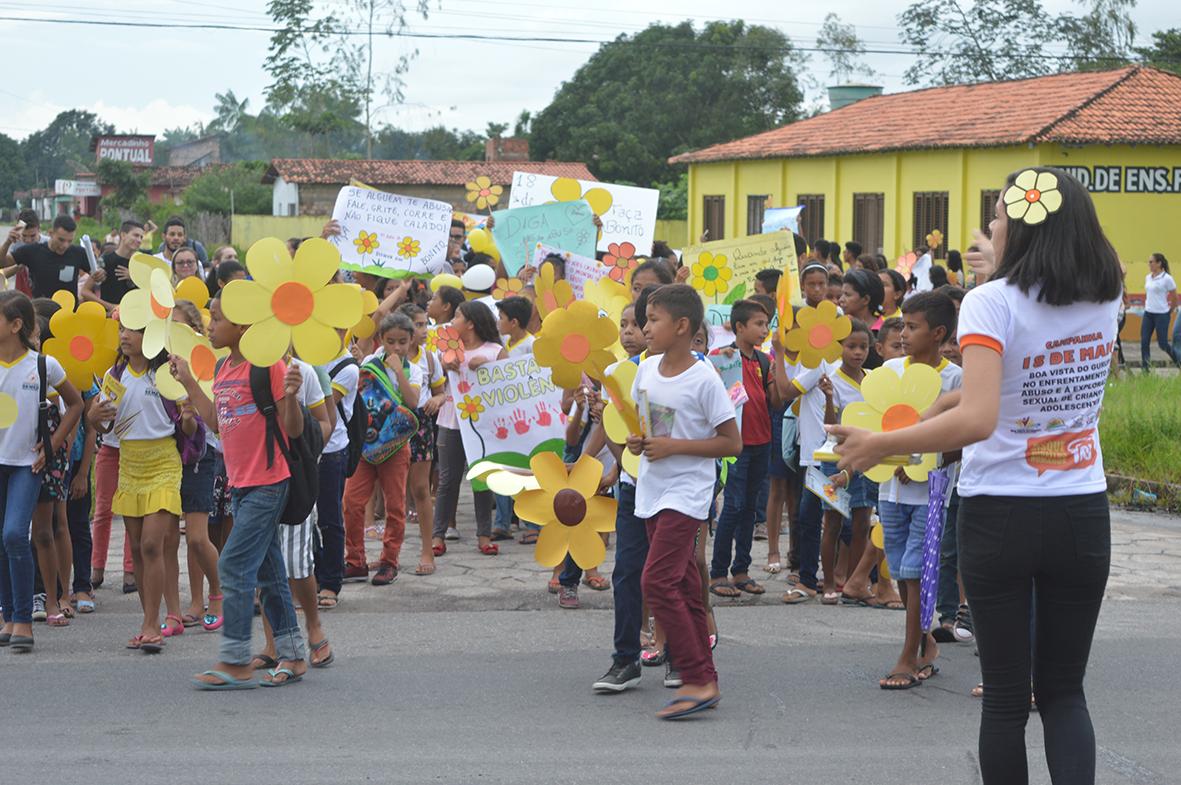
[641,509,718,687]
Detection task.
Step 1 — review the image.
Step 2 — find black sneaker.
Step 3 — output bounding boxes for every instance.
[663,662,683,688]
[593,660,642,693]
[953,604,974,642]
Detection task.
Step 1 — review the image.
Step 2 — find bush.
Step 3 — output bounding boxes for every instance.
[1099,374,1181,483]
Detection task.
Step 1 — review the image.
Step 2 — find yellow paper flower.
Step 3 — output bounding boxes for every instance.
[601,361,642,478]
[584,276,631,360]
[514,452,617,569]
[42,291,119,389]
[425,326,440,354]
[492,277,525,300]
[457,394,485,423]
[397,236,421,259]
[222,237,363,367]
[784,300,852,369]
[1003,169,1062,226]
[354,230,380,255]
[156,320,228,401]
[534,261,574,319]
[775,273,797,348]
[925,229,943,249]
[175,276,209,307]
[351,288,381,340]
[550,177,613,219]
[118,253,176,358]
[691,252,732,298]
[465,175,503,210]
[840,362,942,482]
[534,300,617,389]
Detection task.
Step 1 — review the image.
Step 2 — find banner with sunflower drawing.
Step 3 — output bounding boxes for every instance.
[682,233,802,308]
[329,186,453,279]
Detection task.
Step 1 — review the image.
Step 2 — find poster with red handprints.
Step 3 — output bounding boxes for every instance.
[448,355,567,490]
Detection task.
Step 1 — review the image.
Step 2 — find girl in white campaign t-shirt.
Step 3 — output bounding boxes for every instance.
[1140,253,1180,369]
[831,167,1124,785]
[0,291,83,650]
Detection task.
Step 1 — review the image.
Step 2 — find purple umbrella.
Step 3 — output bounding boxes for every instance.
[919,468,951,638]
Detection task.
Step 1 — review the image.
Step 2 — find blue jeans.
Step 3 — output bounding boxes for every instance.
[795,467,824,590]
[937,494,961,622]
[879,500,932,581]
[611,482,649,664]
[0,465,43,624]
[1141,311,1179,368]
[711,442,769,579]
[494,493,520,533]
[220,480,305,666]
[314,449,347,594]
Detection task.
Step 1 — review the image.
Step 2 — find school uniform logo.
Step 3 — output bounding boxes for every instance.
[1024,430,1097,476]
[1013,416,1040,434]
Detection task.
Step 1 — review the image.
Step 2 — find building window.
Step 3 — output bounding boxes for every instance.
[746,195,769,236]
[980,190,1000,238]
[913,191,950,258]
[852,193,885,255]
[703,195,725,241]
[797,194,824,245]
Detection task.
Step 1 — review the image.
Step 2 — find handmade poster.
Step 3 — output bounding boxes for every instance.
[532,244,610,299]
[683,233,801,308]
[448,355,567,489]
[805,466,852,519]
[507,171,659,255]
[709,350,747,422]
[761,206,804,235]
[329,186,452,279]
[490,201,597,277]
[704,304,736,350]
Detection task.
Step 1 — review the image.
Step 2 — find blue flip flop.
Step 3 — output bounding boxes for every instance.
[659,695,720,720]
[192,670,258,691]
[260,667,304,687]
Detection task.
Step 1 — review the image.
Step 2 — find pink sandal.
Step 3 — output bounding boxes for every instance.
[161,613,185,637]
[202,593,224,631]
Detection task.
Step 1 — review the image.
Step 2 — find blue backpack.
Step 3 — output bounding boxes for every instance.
[358,357,418,465]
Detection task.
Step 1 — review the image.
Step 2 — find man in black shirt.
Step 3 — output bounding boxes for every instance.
[2,214,100,299]
[81,219,145,311]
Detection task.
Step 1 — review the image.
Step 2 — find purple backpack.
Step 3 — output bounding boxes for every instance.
[111,361,206,465]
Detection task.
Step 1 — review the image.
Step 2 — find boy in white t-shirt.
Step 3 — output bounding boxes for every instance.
[877,291,962,691]
[627,284,741,720]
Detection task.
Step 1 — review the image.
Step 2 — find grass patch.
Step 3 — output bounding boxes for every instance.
[1100,373,1181,483]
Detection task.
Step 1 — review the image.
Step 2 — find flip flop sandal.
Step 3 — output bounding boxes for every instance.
[127,634,145,650]
[46,613,70,627]
[490,530,513,542]
[640,649,666,667]
[251,654,279,671]
[583,575,610,591]
[781,588,814,605]
[192,670,258,691]
[840,593,873,606]
[140,637,165,654]
[547,578,560,594]
[708,581,741,598]
[432,543,447,557]
[658,695,721,720]
[317,592,339,610]
[478,543,499,556]
[916,663,940,681]
[77,597,96,614]
[414,563,436,576]
[880,672,922,690]
[733,579,766,595]
[60,605,75,619]
[309,639,335,668]
[763,562,783,574]
[821,591,841,605]
[181,613,202,627]
[260,667,304,687]
[519,532,538,545]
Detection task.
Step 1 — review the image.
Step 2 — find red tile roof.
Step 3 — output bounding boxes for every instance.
[670,66,1181,164]
[263,159,596,185]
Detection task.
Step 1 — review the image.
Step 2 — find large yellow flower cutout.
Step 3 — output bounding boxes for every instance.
[840,363,942,482]
[514,452,617,569]
[584,276,631,360]
[774,273,797,348]
[492,277,525,301]
[157,321,228,401]
[691,252,732,299]
[354,230,380,256]
[350,288,381,340]
[550,178,613,219]
[601,361,642,478]
[534,261,575,319]
[784,300,851,369]
[118,253,175,358]
[42,291,119,389]
[465,175,503,210]
[534,300,617,389]
[222,237,363,367]
[1003,169,1062,226]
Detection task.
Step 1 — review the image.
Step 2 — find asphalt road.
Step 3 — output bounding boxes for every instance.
[3,597,1178,785]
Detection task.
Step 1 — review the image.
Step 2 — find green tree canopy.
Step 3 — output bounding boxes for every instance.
[1136,28,1181,74]
[0,133,29,208]
[20,109,113,187]
[97,159,149,211]
[529,21,804,187]
[183,161,272,215]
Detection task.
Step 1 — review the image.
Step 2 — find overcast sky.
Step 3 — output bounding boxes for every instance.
[0,0,1173,140]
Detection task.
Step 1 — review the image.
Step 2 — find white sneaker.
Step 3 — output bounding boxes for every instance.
[444,527,460,541]
[32,593,47,622]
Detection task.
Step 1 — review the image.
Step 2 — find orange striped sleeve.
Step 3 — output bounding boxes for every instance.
[960,333,1003,354]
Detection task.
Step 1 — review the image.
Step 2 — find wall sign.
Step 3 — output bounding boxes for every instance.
[1059,165,1181,194]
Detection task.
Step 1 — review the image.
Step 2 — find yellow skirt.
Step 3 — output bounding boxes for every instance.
[112,437,183,518]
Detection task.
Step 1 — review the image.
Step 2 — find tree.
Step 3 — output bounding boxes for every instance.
[20,109,113,186]
[209,90,250,135]
[815,13,875,85]
[183,162,273,215]
[0,133,29,209]
[97,159,149,212]
[1057,0,1137,70]
[513,110,532,138]
[530,21,804,187]
[1135,28,1181,75]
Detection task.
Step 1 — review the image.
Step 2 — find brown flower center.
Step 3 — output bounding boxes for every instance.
[552,488,586,527]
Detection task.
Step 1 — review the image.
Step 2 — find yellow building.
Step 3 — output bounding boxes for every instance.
[671,66,1181,297]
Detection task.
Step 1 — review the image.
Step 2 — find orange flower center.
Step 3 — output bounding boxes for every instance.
[191,344,216,380]
[560,333,590,363]
[553,488,587,527]
[70,335,93,361]
[150,294,170,319]
[272,281,314,325]
[882,403,920,431]
[808,324,833,349]
[1025,188,1040,203]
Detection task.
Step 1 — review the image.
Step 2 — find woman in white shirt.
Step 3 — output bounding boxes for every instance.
[832,167,1122,785]
[1141,252,1180,370]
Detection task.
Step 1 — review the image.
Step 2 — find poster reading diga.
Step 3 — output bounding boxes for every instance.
[448,356,567,488]
[330,186,453,278]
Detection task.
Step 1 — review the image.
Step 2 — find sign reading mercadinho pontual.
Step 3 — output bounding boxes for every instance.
[1059,165,1181,194]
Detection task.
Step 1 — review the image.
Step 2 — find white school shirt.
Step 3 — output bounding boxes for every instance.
[1143,271,1176,314]
[879,356,963,506]
[505,334,535,358]
[107,365,174,442]
[791,360,835,467]
[829,362,864,411]
[631,355,734,521]
[957,280,1119,498]
[0,351,66,466]
[322,352,360,455]
[411,347,444,395]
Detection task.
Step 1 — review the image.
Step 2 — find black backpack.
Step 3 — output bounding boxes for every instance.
[35,355,52,471]
[329,357,365,478]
